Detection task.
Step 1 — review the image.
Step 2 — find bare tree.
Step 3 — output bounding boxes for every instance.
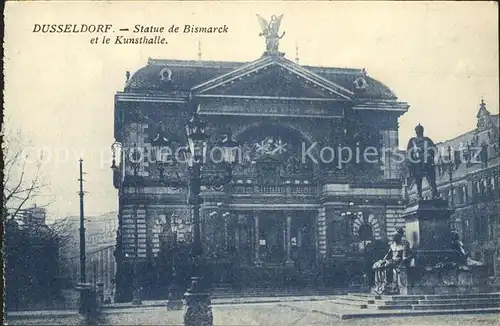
[2,130,51,221]
[49,216,76,247]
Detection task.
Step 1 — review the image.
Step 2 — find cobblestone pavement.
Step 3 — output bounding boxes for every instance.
[5,302,500,326]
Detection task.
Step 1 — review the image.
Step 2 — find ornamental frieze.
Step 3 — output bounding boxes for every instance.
[199,102,343,118]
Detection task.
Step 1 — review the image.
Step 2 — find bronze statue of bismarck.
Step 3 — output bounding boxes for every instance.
[406,124,439,200]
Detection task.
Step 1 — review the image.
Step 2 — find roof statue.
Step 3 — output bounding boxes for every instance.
[257,14,286,54]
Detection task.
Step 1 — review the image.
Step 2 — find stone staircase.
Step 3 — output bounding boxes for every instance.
[211,285,364,299]
[331,292,500,312]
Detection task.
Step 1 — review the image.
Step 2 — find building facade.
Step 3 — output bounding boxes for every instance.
[21,204,47,226]
[60,212,117,299]
[112,48,411,301]
[408,99,499,279]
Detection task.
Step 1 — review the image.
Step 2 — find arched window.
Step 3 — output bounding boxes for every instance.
[474,180,481,199]
[480,143,489,164]
[482,179,488,197]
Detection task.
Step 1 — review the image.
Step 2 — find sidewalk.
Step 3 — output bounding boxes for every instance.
[5,294,339,319]
[104,294,340,309]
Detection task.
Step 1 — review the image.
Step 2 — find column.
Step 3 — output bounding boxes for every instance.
[234,215,241,251]
[282,223,286,258]
[253,214,261,266]
[285,214,294,266]
[100,250,104,282]
[234,214,241,251]
[224,213,229,250]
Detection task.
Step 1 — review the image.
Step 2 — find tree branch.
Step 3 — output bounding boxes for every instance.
[3,131,50,221]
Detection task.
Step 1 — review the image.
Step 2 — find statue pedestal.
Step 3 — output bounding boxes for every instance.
[262,51,285,57]
[399,264,491,295]
[403,199,453,252]
[399,199,489,295]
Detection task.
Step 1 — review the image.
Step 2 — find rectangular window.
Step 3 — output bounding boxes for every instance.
[488,216,495,240]
[454,150,461,168]
[459,187,464,204]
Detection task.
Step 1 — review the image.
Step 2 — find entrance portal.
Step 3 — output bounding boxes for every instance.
[259,213,285,264]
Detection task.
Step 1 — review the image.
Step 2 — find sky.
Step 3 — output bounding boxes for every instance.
[4,1,499,220]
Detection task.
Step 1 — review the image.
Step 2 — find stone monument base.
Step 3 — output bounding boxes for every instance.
[399,264,490,295]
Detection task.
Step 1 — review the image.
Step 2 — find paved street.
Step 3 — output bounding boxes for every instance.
[5,302,500,326]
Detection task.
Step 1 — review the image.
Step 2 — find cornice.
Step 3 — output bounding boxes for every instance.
[115,92,189,103]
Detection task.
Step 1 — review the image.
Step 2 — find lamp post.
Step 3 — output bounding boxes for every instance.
[77,158,90,315]
[110,141,123,303]
[183,113,239,326]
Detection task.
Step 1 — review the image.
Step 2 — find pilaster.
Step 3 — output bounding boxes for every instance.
[284,214,294,266]
[317,207,327,260]
[253,213,262,266]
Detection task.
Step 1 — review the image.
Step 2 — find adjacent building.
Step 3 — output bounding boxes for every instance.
[59,212,117,299]
[409,99,499,279]
[20,204,47,226]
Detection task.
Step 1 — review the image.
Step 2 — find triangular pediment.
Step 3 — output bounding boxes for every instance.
[192,55,353,100]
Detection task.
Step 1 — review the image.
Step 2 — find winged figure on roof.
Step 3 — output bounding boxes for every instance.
[256,14,286,53]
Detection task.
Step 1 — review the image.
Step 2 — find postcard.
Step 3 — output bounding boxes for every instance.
[3,1,499,325]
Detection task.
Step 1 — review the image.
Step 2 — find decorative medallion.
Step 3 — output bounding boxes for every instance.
[159,67,173,83]
[353,77,367,90]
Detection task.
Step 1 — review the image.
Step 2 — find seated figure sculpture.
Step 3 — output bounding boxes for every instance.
[372,228,412,294]
[450,230,483,268]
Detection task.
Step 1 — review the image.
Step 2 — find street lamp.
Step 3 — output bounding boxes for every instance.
[184,113,239,326]
[184,112,211,326]
[110,141,125,303]
[111,141,122,171]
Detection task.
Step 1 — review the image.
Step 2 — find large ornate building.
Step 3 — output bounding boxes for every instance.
[112,45,411,300]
